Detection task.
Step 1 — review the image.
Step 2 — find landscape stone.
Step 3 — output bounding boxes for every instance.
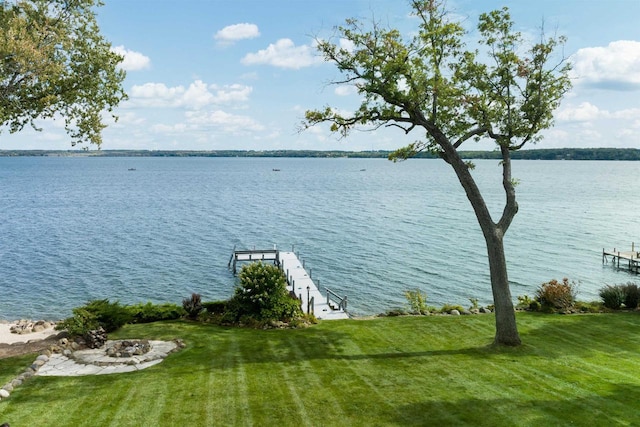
[450,309,461,316]
[0,389,9,399]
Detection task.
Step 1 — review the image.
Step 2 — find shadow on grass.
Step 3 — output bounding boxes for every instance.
[141,320,520,373]
[385,382,640,426]
[518,312,640,357]
[115,314,640,373]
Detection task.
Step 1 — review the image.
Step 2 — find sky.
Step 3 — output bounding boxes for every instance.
[3,0,640,151]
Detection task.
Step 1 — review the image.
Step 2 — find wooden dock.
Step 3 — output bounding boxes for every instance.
[228,247,349,320]
[603,243,640,274]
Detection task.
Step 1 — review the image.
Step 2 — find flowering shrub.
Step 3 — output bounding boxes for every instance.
[229,262,302,323]
[535,278,577,311]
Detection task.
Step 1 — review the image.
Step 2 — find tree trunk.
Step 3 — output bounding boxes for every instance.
[485,229,521,346]
[439,140,522,346]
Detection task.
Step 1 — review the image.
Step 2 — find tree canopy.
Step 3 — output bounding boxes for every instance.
[304,0,571,345]
[0,0,127,147]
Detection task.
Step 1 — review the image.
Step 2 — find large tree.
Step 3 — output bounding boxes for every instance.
[303,0,571,345]
[0,0,126,147]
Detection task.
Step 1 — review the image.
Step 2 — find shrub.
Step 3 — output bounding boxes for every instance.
[203,300,228,315]
[622,282,639,309]
[56,299,132,337]
[599,285,625,309]
[518,295,541,311]
[528,300,541,311]
[183,293,204,319]
[535,278,577,312]
[440,304,465,314]
[229,261,303,324]
[404,289,428,315]
[127,302,186,323]
[56,307,99,337]
[575,301,603,313]
[82,299,132,332]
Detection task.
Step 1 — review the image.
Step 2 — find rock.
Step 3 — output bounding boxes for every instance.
[449,309,461,316]
[10,379,22,388]
[470,308,480,314]
[36,355,49,363]
[19,371,33,380]
[0,389,9,398]
[2,384,13,392]
[32,359,46,367]
[63,349,72,357]
[480,307,492,313]
[32,324,45,333]
[460,310,472,315]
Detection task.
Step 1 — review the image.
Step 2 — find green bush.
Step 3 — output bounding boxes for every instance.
[56,299,132,336]
[440,304,465,314]
[575,301,603,313]
[622,282,639,309]
[83,299,132,332]
[517,295,542,312]
[56,307,99,337]
[203,300,228,315]
[599,285,625,309]
[535,278,577,312]
[127,302,186,323]
[183,293,204,320]
[229,261,303,324]
[404,289,428,315]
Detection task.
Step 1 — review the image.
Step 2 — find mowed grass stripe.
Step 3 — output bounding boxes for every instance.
[263,338,312,426]
[279,330,354,425]
[3,314,640,426]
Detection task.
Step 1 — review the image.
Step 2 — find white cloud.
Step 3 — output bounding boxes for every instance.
[151,123,188,133]
[210,83,253,103]
[339,38,355,53]
[183,80,215,109]
[610,108,640,120]
[215,23,260,44]
[242,39,321,69]
[556,102,605,122]
[185,110,265,133]
[571,40,640,90]
[129,81,252,109]
[335,85,357,96]
[111,46,151,71]
[557,103,640,125]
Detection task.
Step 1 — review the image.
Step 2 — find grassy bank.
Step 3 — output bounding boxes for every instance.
[1,312,639,426]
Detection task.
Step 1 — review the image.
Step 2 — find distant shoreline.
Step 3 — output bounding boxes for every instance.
[1,147,640,161]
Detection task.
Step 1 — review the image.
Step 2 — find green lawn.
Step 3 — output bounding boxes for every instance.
[1,313,640,426]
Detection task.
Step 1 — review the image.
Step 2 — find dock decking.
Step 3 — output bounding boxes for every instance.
[228,247,349,320]
[603,244,640,274]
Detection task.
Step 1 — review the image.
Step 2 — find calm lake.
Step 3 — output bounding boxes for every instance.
[1,156,638,320]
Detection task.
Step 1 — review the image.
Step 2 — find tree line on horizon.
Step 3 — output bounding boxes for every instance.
[2,148,640,160]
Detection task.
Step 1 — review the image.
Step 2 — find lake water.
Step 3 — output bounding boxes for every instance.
[1,156,638,320]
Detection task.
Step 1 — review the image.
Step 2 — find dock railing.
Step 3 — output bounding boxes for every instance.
[325,287,348,311]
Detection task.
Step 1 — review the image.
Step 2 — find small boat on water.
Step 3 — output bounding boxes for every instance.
[272,168,281,172]
[128,168,136,171]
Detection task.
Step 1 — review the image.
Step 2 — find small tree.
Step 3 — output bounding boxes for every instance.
[0,0,127,147]
[303,0,571,345]
[230,262,302,323]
